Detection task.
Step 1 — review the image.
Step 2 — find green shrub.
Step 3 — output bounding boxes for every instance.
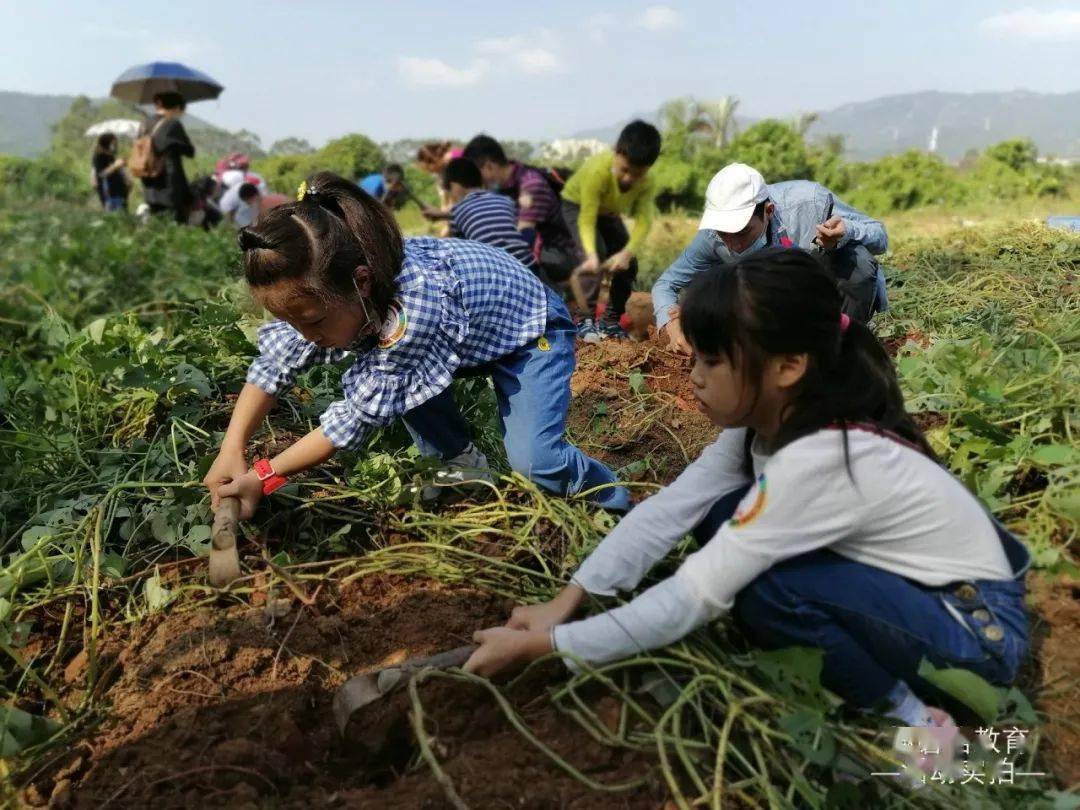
[0,154,86,205]
[650,153,699,208]
[844,150,966,212]
[254,133,385,194]
[724,120,813,183]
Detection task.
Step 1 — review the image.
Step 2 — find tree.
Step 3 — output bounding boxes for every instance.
[269,137,315,156]
[693,96,740,148]
[725,120,812,182]
[254,132,385,194]
[659,96,741,151]
[983,138,1038,172]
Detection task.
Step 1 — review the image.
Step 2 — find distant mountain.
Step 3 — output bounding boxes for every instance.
[0,90,240,157]
[572,90,1080,163]
[0,92,76,156]
[808,90,1080,162]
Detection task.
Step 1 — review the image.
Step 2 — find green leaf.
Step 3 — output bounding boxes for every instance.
[183,525,212,555]
[628,371,646,395]
[86,318,108,344]
[778,709,836,765]
[1031,444,1079,466]
[1048,486,1080,521]
[20,526,52,552]
[754,647,834,710]
[0,705,62,757]
[916,659,1002,722]
[144,569,176,613]
[100,552,127,579]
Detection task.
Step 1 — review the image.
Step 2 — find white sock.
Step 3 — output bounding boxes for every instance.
[883,680,934,727]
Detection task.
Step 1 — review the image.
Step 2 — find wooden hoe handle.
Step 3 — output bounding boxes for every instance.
[208,496,242,587]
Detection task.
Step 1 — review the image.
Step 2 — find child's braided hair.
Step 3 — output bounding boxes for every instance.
[237,171,402,321]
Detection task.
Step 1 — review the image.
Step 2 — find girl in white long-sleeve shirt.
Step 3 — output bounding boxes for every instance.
[464,247,1029,734]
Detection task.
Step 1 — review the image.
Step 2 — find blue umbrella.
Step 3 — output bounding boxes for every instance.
[110,62,224,104]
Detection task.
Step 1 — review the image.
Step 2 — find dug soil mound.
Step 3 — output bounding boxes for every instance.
[569,331,718,489]
[24,575,661,809]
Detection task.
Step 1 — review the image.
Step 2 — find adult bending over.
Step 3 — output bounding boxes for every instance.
[655,163,888,354]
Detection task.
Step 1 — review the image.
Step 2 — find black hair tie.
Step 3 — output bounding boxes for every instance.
[237,227,269,251]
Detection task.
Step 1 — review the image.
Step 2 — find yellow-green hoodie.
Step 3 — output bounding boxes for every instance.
[561,151,656,256]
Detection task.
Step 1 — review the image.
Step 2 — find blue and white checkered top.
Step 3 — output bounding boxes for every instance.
[245,236,548,449]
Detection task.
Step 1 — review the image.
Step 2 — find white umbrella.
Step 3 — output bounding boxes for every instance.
[85,119,143,139]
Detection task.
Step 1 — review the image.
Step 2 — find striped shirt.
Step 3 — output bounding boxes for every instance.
[246,237,548,449]
[449,190,538,271]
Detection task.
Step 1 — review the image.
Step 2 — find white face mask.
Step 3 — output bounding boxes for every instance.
[733,230,768,256]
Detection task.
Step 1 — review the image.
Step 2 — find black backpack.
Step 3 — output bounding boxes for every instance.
[525,164,573,195]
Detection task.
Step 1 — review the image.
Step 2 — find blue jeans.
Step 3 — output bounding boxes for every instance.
[695,485,1030,708]
[104,196,127,212]
[401,288,631,510]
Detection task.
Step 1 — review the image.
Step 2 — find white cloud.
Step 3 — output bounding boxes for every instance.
[397,56,489,88]
[978,8,1080,41]
[476,35,564,75]
[637,5,683,31]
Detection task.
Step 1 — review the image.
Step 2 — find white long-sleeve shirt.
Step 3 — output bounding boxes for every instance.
[553,427,1013,668]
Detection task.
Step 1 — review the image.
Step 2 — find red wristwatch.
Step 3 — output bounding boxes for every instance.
[252,459,288,495]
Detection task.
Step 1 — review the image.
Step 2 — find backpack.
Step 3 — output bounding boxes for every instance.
[128,118,167,179]
[525,164,573,195]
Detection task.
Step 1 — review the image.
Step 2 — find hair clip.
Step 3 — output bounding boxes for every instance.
[297,180,318,201]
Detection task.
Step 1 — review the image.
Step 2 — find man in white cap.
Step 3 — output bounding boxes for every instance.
[652,163,889,354]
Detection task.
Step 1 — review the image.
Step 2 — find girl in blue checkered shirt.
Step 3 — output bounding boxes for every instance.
[206,172,629,517]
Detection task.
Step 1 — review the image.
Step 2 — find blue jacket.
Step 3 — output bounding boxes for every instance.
[651,180,889,327]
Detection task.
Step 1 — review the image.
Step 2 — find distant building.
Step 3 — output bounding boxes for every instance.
[537,138,608,164]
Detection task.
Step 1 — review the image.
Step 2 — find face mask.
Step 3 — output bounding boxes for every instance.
[733,230,768,256]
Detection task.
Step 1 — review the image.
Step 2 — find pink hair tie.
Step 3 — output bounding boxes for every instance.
[839,313,851,334]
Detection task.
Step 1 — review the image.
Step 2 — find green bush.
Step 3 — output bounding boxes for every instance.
[254,133,385,195]
[724,120,813,183]
[844,150,966,212]
[649,153,700,208]
[0,154,87,206]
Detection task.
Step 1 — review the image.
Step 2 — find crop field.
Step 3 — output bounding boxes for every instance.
[0,204,1077,808]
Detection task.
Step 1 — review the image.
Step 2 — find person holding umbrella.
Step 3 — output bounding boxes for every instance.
[130,92,195,223]
[111,61,223,225]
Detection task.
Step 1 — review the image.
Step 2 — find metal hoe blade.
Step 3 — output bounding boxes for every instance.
[333,645,476,736]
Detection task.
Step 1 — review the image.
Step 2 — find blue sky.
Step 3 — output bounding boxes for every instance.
[2,1,1079,147]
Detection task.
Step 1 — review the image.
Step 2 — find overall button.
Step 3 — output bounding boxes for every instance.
[983,625,1005,642]
[972,609,991,623]
[956,584,978,601]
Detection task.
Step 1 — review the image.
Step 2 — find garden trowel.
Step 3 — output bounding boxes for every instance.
[208,496,241,587]
[333,645,476,735]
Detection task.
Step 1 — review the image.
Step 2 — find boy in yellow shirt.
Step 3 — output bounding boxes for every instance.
[560,120,661,340]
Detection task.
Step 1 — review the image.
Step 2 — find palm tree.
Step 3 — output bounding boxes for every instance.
[693,96,740,148]
[659,97,695,135]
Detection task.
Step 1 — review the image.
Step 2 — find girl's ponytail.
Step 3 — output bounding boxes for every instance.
[784,315,937,459]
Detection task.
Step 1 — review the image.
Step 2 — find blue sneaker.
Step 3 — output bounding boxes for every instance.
[599,319,628,340]
[577,318,602,343]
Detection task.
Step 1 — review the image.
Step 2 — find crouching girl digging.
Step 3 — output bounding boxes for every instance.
[466,248,1029,741]
[204,172,630,517]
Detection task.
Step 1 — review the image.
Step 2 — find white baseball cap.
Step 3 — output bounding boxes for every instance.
[699,163,769,233]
